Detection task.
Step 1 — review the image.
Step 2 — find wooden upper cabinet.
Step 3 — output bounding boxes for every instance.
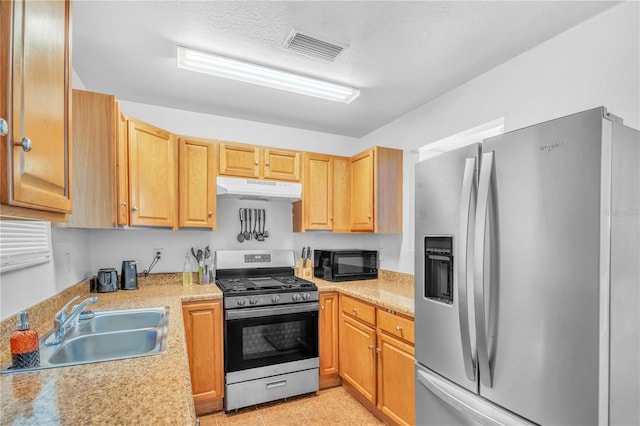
[64,90,117,228]
[332,156,351,233]
[178,137,216,230]
[350,149,375,231]
[303,153,333,230]
[116,106,129,226]
[263,148,301,181]
[350,146,403,233]
[218,142,260,179]
[0,0,72,219]
[127,118,177,229]
[218,141,300,181]
[293,153,350,232]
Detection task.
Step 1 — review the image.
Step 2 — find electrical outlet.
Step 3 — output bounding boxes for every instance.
[378,248,384,261]
[153,248,164,260]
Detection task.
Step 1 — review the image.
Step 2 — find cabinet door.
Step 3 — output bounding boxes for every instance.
[263,148,301,181]
[127,119,176,228]
[1,0,71,214]
[319,292,339,377]
[178,137,216,229]
[332,156,351,233]
[350,149,375,231]
[218,142,260,178]
[182,301,224,414]
[303,153,332,230]
[116,106,129,225]
[339,311,377,404]
[377,331,416,426]
[65,90,117,228]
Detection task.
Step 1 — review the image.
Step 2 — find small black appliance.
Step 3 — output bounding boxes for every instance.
[120,260,138,290]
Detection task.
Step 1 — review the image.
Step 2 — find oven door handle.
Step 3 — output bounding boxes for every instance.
[225,302,320,320]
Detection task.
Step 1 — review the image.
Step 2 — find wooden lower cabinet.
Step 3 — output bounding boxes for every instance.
[340,311,377,403]
[182,300,224,415]
[319,292,341,388]
[338,294,415,425]
[377,331,416,425]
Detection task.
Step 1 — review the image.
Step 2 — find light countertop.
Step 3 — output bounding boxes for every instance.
[0,275,221,426]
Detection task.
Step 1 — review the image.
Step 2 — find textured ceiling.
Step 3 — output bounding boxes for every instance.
[72,1,617,138]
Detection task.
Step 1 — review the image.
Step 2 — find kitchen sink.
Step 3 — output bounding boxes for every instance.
[78,307,167,333]
[1,306,169,373]
[48,328,163,365]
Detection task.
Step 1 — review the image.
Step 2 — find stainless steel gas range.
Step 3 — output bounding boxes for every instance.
[215,250,319,411]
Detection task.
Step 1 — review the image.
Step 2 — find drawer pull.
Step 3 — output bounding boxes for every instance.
[376,347,382,353]
[367,345,374,350]
[352,308,357,313]
[396,325,403,331]
[266,380,287,389]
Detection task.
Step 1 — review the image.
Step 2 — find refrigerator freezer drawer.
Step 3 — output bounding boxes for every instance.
[415,364,534,426]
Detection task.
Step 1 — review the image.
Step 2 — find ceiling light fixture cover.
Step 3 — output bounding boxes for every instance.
[177,46,360,104]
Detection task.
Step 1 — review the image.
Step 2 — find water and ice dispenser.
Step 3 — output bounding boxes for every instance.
[424,236,454,304]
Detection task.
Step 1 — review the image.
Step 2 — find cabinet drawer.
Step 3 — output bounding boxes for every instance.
[377,309,414,344]
[341,295,376,326]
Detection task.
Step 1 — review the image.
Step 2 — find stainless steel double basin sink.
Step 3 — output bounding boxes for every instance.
[2,306,169,373]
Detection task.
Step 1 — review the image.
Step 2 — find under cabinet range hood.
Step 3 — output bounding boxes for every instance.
[216,176,302,202]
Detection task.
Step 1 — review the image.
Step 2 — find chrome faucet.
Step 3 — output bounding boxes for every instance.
[46,296,98,345]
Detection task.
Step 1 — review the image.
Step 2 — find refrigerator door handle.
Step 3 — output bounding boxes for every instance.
[474,151,494,388]
[457,157,477,381]
[416,367,534,426]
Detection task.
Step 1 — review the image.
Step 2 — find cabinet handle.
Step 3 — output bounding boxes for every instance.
[367,214,371,219]
[0,118,7,136]
[396,325,403,331]
[255,160,259,165]
[376,347,382,353]
[321,306,325,310]
[15,137,32,152]
[352,308,357,313]
[208,211,213,217]
[120,202,127,208]
[265,162,270,166]
[131,206,138,213]
[368,345,374,350]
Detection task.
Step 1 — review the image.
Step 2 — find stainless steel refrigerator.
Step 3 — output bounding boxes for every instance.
[414,107,639,425]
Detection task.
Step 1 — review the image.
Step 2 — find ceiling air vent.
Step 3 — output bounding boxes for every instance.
[283,29,347,62]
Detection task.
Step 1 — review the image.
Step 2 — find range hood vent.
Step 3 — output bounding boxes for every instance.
[216,176,302,202]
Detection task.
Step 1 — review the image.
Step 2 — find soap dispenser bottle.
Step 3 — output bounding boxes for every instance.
[10,311,40,369]
[182,253,193,286]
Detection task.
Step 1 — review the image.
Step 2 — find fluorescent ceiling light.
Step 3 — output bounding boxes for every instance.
[177,46,360,104]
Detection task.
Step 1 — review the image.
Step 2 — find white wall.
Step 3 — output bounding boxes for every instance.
[359,1,640,274]
[2,2,637,319]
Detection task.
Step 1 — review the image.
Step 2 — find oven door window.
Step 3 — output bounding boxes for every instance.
[225,310,318,373]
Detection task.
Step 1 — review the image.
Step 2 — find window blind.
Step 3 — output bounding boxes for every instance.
[0,220,52,273]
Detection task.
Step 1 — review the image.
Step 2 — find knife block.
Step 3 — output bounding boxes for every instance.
[295,259,313,280]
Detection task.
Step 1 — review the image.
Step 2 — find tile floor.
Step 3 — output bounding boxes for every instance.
[198,386,384,426]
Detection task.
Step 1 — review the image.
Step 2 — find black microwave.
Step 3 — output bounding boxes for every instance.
[313,249,378,282]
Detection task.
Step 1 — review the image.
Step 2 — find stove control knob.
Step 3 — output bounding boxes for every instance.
[271,295,280,303]
[292,293,301,301]
[237,298,246,306]
[302,292,310,300]
[249,297,259,305]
